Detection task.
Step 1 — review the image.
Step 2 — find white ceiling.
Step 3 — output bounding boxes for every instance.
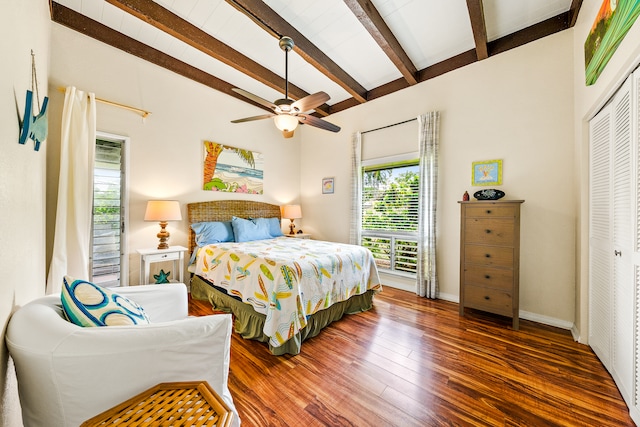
[53,0,576,111]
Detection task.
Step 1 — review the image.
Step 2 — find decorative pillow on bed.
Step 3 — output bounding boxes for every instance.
[191,221,235,245]
[232,216,273,242]
[250,217,284,238]
[61,276,150,327]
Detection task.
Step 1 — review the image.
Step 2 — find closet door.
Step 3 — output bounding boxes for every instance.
[632,69,640,417]
[611,75,634,403]
[589,101,613,367]
[590,70,640,423]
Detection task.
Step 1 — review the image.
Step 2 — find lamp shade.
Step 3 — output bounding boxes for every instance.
[144,200,182,221]
[273,114,299,132]
[282,204,302,219]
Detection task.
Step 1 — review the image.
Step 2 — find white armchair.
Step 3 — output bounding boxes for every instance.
[6,283,240,427]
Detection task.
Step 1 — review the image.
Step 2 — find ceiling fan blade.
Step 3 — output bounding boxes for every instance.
[298,114,341,133]
[291,91,330,113]
[231,113,274,123]
[232,88,277,110]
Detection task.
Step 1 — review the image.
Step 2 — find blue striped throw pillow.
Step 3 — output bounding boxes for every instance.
[61,276,150,327]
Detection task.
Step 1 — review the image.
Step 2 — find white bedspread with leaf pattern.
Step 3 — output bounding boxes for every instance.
[193,237,382,348]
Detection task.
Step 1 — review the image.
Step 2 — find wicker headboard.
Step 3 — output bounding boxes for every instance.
[187,200,282,254]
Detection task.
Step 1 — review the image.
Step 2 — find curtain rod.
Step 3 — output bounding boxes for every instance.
[361,118,416,134]
[57,87,151,119]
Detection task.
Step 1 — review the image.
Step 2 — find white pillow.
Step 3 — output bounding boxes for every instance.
[61,276,150,327]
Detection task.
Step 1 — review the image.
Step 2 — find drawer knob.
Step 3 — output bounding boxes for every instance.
[485,229,492,234]
[486,210,492,214]
[485,253,491,258]
[484,275,491,279]
[484,296,490,300]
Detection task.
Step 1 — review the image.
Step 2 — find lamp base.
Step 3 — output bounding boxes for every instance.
[289,219,296,235]
[157,221,170,250]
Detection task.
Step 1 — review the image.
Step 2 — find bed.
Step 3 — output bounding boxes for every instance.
[187,200,382,355]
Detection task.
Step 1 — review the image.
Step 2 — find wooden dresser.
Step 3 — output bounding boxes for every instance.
[458,200,524,329]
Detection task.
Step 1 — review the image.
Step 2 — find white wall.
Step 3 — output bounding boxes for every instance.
[0,1,51,425]
[300,31,576,327]
[48,24,302,285]
[572,1,640,343]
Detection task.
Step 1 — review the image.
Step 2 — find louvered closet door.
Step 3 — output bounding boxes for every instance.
[590,70,640,423]
[611,75,634,403]
[632,69,640,416]
[589,101,613,366]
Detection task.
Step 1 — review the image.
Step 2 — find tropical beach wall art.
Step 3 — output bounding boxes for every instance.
[585,0,640,86]
[203,141,264,194]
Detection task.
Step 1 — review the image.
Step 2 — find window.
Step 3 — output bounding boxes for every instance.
[361,160,419,275]
[91,135,128,287]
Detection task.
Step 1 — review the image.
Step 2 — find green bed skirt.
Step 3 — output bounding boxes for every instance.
[190,274,376,356]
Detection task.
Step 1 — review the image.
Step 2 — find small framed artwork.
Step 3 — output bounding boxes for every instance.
[472,159,502,186]
[322,177,334,194]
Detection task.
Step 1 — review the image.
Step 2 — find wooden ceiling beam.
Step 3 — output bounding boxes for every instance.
[54,3,582,118]
[568,0,584,28]
[343,0,418,85]
[331,8,575,115]
[465,0,489,61]
[329,49,477,115]
[105,0,330,116]
[51,3,272,113]
[488,12,569,56]
[225,0,368,104]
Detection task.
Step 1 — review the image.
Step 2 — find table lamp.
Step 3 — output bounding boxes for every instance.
[282,204,302,235]
[144,200,182,249]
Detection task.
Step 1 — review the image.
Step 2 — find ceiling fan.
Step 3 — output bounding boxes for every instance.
[231,36,341,138]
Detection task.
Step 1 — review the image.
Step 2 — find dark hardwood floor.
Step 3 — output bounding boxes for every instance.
[189,287,634,426]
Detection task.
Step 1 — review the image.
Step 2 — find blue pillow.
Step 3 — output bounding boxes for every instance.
[251,217,284,237]
[232,216,273,242]
[61,276,150,327]
[191,221,234,246]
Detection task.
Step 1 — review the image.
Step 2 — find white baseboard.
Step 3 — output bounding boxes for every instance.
[630,406,640,426]
[382,282,575,333]
[518,310,574,331]
[381,281,414,293]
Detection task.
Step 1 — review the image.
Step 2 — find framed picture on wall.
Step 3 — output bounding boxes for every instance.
[472,159,502,186]
[322,177,334,194]
[584,0,640,85]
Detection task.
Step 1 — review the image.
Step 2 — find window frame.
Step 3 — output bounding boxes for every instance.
[91,131,130,287]
[360,152,419,278]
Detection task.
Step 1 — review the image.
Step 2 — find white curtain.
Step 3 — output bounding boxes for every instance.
[349,132,362,245]
[416,112,440,298]
[46,87,96,294]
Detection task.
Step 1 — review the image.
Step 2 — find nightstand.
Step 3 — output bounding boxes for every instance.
[285,233,312,239]
[137,246,187,285]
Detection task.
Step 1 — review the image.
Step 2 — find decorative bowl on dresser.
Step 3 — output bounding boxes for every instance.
[458,199,524,329]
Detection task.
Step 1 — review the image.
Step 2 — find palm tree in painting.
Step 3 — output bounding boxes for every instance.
[203,141,256,190]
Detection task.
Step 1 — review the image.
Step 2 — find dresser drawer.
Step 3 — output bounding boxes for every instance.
[464,245,514,268]
[464,285,513,315]
[464,266,513,291]
[464,218,515,245]
[464,204,517,218]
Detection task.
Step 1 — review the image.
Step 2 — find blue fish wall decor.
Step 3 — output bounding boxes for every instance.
[18,89,48,151]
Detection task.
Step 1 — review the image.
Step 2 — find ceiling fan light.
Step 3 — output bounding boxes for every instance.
[273,114,299,132]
